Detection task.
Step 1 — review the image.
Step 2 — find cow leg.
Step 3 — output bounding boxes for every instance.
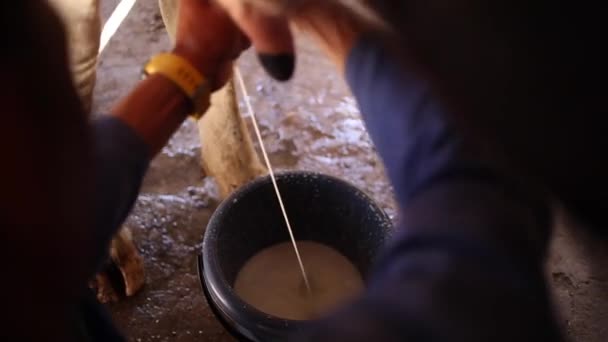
[48,0,101,114]
[159,0,266,198]
[92,272,119,303]
[90,227,143,302]
[109,228,145,297]
[159,0,178,39]
[198,82,266,197]
[49,0,145,301]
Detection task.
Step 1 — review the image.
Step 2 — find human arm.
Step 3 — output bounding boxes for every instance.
[89,0,248,260]
[291,31,560,342]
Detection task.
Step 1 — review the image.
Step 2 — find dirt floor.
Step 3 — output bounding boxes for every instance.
[94,1,607,341]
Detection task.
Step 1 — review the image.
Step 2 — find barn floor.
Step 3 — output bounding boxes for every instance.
[94,1,607,341]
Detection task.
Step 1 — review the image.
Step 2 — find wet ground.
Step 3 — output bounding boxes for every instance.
[94,1,607,341]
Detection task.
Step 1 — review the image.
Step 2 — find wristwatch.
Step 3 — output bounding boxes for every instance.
[143,52,210,119]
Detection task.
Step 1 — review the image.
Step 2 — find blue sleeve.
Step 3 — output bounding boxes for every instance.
[294,36,560,341]
[90,116,150,268]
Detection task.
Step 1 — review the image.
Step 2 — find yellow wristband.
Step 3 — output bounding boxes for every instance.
[143,53,210,119]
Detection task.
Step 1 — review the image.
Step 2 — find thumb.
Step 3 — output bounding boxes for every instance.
[216,1,295,81]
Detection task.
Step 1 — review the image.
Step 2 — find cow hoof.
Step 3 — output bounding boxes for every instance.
[92,273,120,303]
[88,227,146,302]
[110,227,146,297]
[114,247,145,297]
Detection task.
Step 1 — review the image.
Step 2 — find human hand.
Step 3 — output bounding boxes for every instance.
[173,0,250,90]
[214,0,384,80]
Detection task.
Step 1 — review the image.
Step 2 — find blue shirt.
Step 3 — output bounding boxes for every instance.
[295,35,561,341]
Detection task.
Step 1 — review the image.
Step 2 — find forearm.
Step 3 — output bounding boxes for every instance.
[89,116,150,269]
[110,73,192,157]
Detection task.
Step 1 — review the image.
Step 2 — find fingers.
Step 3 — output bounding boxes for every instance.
[216,0,295,81]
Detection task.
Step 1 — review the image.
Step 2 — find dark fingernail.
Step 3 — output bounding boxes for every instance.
[258,53,295,81]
